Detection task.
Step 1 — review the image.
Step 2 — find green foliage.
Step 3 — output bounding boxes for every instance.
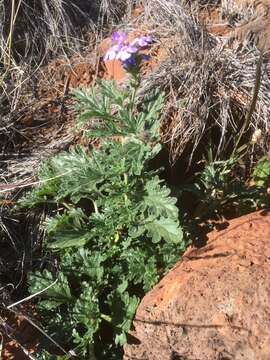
[29,270,72,310]
[184,149,270,220]
[37,351,72,360]
[252,155,270,187]
[73,79,164,141]
[21,77,184,359]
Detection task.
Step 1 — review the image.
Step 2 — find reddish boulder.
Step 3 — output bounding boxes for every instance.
[124,211,270,360]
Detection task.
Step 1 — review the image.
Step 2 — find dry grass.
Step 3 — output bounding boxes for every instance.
[0,0,129,105]
[0,0,127,63]
[0,0,132,187]
[0,0,129,117]
[0,207,45,298]
[1,0,270,181]
[136,0,270,163]
[0,206,46,359]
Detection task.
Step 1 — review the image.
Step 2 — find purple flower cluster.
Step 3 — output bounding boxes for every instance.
[103,31,152,68]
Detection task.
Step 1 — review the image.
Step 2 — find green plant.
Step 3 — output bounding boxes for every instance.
[183,146,270,221]
[21,67,184,358]
[252,155,270,188]
[74,77,163,141]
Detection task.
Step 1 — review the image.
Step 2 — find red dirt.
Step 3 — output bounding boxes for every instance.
[98,31,168,82]
[199,0,270,51]
[124,210,270,360]
[1,305,39,360]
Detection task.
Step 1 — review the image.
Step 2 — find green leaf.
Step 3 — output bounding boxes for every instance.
[62,248,106,284]
[73,282,101,340]
[117,279,128,294]
[28,271,72,310]
[46,209,92,249]
[143,176,178,219]
[18,161,62,208]
[253,156,270,187]
[47,232,90,249]
[137,88,164,139]
[122,249,159,291]
[108,290,139,346]
[145,217,183,244]
[73,80,164,142]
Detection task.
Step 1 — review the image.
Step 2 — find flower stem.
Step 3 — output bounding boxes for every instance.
[129,72,140,114]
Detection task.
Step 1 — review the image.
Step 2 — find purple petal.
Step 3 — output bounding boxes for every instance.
[138,36,153,47]
[131,35,153,47]
[125,45,138,53]
[141,54,151,61]
[123,56,137,68]
[103,44,122,61]
[117,50,132,61]
[112,31,127,44]
[116,45,138,61]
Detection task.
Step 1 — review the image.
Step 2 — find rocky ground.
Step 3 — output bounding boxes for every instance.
[124,210,270,359]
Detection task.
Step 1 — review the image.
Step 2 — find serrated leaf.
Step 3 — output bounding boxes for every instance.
[46,208,92,249]
[122,249,159,291]
[64,248,106,283]
[28,271,72,310]
[47,232,90,249]
[136,89,164,140]
[108,290,139,346]
[145,217,183,244]
[253,156,270,187]
[117,279,128,294]
[73,282,101,337]
[143,177,178,219]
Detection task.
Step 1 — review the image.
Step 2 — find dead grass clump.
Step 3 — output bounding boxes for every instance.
[0,0,127,65]
[138,0,270,163]
[0,206,45,358]
[0,0,129,112]
[0,0,128,113]
[0,209,44,300]
[0,0,133,187]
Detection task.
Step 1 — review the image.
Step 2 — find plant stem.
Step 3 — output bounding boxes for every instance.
[92,200,99,214]
[129,72,140,114]
[232,52,263,158]
[100,313,112,323]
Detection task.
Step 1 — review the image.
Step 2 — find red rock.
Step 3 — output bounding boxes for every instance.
[104,59,127,82]
[124,210,270,360]
[98,30,169,82]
